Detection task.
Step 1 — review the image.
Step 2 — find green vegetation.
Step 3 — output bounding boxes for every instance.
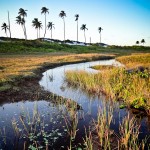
[91,65,116,70]
[116,53,150,69]
[65,54,150,113]
[0,53,109,91]
[0,38,149,54]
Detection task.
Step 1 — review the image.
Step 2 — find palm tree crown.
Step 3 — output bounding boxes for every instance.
[47,22,54,30]
[75,14,79,21]
[59,10,66,18]
[41,7,49,14]
[32,18,39,29]
[16,16,25,25]
[136,41,139,45]
[80,24,88,31]
[98,27,103,33]
[18,8,27,17]
[141,39,145,45]
[1,23,9,37]
[80,24,88,43]
[32,18,42,39]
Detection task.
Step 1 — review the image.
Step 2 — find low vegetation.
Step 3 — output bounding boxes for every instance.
[65,53,150,113]
[0,53,112,91]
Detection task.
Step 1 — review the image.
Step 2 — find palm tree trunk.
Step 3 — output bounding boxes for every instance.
[63,18,65,42]
[23,17,27,40]
[5,30,8,37]
[100,32,101,43]
[51,29,52,39]
[8,11,11,39]
[77,20,78,42]
[39,28,40,39]
[22,25,26,40]
[24,23,27,40]
[44,14,46,38]
[84,30,86,43]
[37,28,38,39]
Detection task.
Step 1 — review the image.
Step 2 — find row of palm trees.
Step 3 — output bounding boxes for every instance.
[136,39,145,45]
[1,7,104,43]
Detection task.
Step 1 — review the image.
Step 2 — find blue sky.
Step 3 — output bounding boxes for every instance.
[0,0,150,46]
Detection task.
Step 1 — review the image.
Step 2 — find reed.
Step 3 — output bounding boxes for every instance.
[65,67,150,112]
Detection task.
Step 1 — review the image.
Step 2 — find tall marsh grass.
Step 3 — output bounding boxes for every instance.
[65,67,150,112]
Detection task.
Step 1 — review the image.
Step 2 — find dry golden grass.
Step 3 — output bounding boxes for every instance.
[0,53,111,84]
[116,53,150,69]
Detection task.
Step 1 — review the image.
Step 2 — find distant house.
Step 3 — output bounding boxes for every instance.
[99,43,109,47]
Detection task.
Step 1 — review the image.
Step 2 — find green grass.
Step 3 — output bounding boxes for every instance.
[0,38,149,55]
[65,68,150,112]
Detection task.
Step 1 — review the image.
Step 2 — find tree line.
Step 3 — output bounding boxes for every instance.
[1,7,103,44]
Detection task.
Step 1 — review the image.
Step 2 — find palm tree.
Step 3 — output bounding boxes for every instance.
[98,27,103,43]
[80,24,88,43]
[32,18,42,39]
[59,10,66,42]
[141,39,145,45]
[37,21,42,39]
[32,18,39,38]
[16,15,25,38]
[41,7,49,38]
[75,14,79,42]
[136,41,139,45]
[18,8,27,40]
[47,22,55,39]
[1,23,9,37]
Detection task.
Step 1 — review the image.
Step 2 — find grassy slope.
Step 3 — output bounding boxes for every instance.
[0,38,150,54]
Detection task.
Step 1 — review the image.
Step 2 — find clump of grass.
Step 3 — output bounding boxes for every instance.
[65,67,150,112]
[91,65,116,71]
[117,53,150,69]
[83,103,149,150]
[118,114,146,149]
[93,105,113,149]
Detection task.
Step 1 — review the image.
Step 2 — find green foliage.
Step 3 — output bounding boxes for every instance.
[0,38,149,54]
[131,97,147,109]
[119,104,126,109]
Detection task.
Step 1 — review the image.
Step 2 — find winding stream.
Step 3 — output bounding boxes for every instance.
[0,59,149,149]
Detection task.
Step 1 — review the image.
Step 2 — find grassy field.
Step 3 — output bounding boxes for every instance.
[65,53,150,113]
[0,38,150,54]
[0,53,113,91]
